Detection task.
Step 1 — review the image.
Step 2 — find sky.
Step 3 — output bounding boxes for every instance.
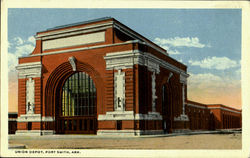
[8,8,242,112]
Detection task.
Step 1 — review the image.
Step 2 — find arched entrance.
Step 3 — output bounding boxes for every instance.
[56,72,97,134]
[44,61,104,135]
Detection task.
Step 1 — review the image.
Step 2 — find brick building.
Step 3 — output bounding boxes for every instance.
[15,17,241,136]
[186,101,241,131]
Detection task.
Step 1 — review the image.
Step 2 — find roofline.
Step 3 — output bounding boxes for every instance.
[36,17,168,56]
[38,17,113,33]
[186,100,242,112]
[206,104,242,112]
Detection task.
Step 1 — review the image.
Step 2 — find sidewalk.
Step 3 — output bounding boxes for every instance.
[8,128,242,140]
[8,129,242,149]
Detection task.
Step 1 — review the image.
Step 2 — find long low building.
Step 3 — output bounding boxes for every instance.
[13,17,241,136]
[185,101,241,132]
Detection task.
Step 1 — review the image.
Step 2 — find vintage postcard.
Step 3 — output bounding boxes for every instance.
[1,0,250,158]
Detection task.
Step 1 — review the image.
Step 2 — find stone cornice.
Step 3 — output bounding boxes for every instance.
[104,50,188,76]
[16,62,42,79]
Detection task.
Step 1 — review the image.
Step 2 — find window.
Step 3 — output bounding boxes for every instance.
[61,72,96,117]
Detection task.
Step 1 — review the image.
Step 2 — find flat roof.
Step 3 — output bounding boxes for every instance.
[46,17,112,31]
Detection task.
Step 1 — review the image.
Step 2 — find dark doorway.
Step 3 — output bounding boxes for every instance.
[162,85,172,133]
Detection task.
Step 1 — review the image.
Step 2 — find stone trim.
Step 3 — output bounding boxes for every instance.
[17,114,55,122]
[8,118,17,121]
[104,50,188,76]
[174,114,189,121]
[104,50,142,70]
[15,130,55,136]
[172,129,191,133]
[36,20,167,56]
[68,56,76,71]
[97,130,164,136]
[180,73,188,84]
[98,111,162,121]
[182,83,185,115]
[167,72,173,83]
[114,70,125,111]
[26,78,35,114]
[42,31,106,51]
[30,40,139,57]
[16,62,42,79]
[151,72,157,112]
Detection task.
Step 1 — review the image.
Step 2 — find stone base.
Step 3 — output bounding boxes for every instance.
[17,114,41,122]
[174,114,189,121]
[15,130,54,136]
[98,111,163,121]
[172,129,191,133]
[97,130,164,136]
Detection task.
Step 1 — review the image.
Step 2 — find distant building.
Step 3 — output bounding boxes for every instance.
[8,112,18,134]
[15,17,241,136]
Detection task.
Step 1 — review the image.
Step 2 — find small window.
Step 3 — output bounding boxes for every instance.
[27,122,32,130]
[117,120,122,130]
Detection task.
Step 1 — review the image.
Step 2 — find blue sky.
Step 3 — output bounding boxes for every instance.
[8,8,242,111]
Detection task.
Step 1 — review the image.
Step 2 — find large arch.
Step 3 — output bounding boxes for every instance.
[44,61,104,134]
[159,73,177,133]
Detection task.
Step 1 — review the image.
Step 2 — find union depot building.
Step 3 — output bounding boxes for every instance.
[15,17,242,136]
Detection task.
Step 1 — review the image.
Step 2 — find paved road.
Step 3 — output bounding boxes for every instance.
[9,133,241,149]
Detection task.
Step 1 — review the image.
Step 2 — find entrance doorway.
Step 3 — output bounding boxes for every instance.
[56,72,97,134]
[162,85,172,133]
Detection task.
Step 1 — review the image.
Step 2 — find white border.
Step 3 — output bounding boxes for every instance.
[1,1,250,158]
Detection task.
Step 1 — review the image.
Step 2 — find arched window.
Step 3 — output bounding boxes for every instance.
[61,72,96,117]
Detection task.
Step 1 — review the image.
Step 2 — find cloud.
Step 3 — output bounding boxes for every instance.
[188,56,239,70]
[8,36,35,73]
[28,36,36,45]
[168,49,181,55]
[154,37,209,48]
[188,72,240,92]
[13,37,24,45]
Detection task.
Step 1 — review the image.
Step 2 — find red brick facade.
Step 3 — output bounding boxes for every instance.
[15,17,241,136]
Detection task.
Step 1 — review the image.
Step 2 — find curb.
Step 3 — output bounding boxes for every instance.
[9,144,26,149]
